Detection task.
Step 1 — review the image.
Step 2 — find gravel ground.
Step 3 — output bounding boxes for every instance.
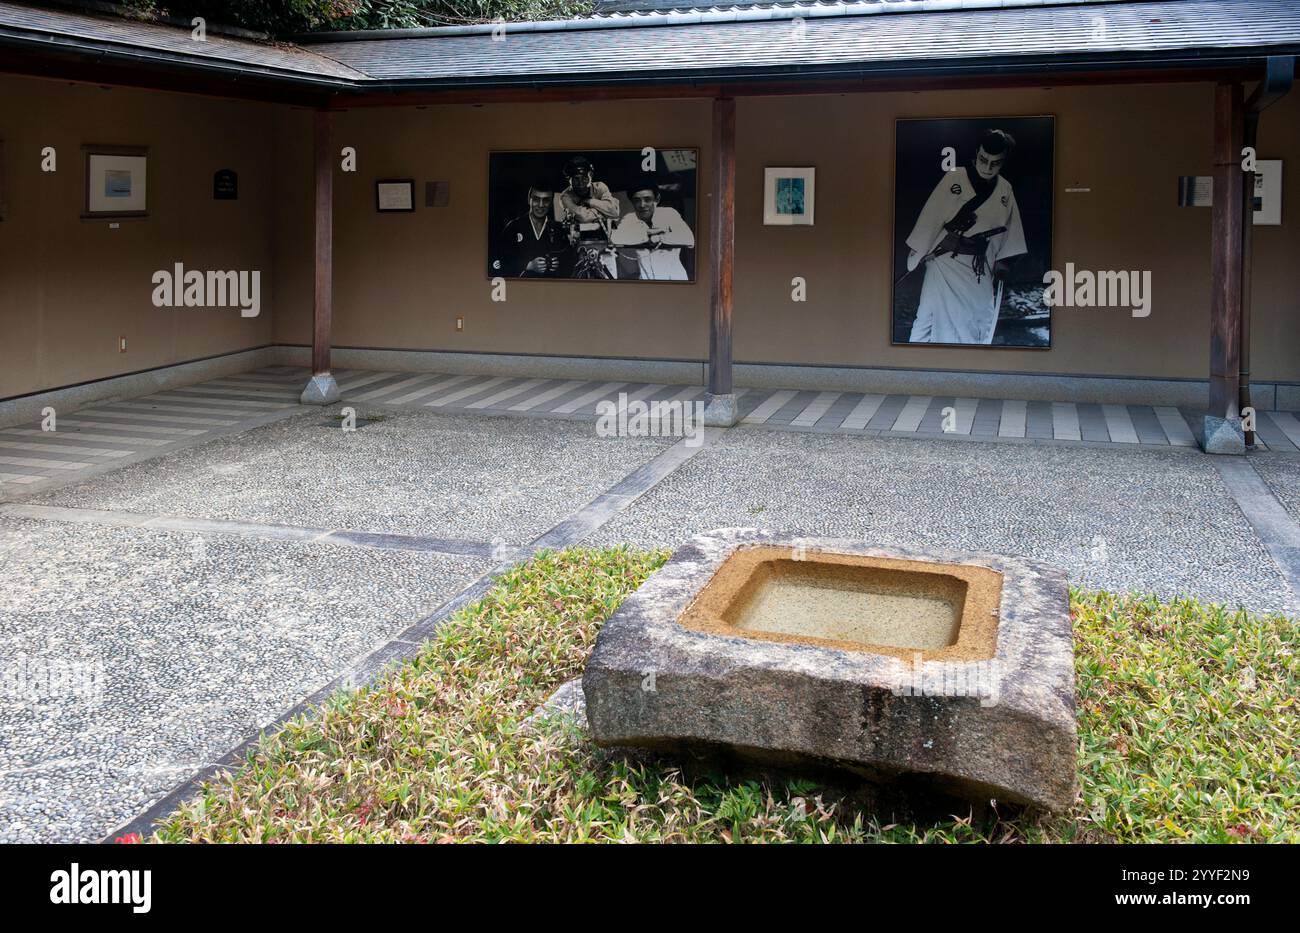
[1252,452,1300,526]
[5,409,1296,840]
[589,427,1297,615]
[33,408,675,545]
[0,516,489,843]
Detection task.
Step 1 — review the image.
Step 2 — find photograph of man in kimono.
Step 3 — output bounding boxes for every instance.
[902,128,1028,345]
[486,148,699,283]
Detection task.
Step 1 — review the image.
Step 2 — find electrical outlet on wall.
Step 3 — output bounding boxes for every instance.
[119,336,127,352]
[456,316,464,332]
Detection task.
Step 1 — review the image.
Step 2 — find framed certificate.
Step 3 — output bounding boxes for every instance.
[376,179,415,212]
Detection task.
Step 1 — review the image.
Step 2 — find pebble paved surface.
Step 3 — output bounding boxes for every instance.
[33,408,675,545]
[0,516,488,842]
[589,427,1297,615]
[4,405,1298,842]
[1253,453,1300,526]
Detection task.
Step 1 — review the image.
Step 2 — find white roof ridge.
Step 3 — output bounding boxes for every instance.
[293,0,1144,43]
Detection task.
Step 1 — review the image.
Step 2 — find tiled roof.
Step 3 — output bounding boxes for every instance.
[303,0,1300,86]
[1,0,1297,92]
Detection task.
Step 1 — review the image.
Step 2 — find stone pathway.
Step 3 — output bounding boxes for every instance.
[331,368,1300,450]
[6,365,1299,502]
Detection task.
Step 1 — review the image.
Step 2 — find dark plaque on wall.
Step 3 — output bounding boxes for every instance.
[425,180,450,208]
[213,169,238,200]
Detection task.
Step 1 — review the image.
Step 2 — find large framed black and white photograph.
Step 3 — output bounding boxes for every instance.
[892,116,1054,347]
[487,148,698,281]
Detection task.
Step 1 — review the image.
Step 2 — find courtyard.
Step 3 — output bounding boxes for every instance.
[0,366,1297,841]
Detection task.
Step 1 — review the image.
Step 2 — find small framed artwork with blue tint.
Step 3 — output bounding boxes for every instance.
[83,145,148,218]
[763,167,814,226]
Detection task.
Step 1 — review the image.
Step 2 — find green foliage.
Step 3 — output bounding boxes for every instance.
[330,0,595,29]
[125,1,358,33]
[125,0,593,34]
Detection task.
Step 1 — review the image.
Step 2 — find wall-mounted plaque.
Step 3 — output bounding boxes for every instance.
[1176,162,1283,225]
[426,180,450,207]
[213,168,238,200]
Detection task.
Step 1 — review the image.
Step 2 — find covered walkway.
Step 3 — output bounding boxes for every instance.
[4,366,1300,498]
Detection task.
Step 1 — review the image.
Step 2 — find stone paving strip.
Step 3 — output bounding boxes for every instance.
[998,399,1028,438]
[949,398,979,435]
[1213,458,1300,592]
[791,391,840,427]
[385,374,475,405]
[119,365,1300,454]
[426,376,511,408]
[0,503,514,560]
[1051,401,1082,441]
[530,428,724,548]
[842,393,886,429]
[464,377,547,410]
[510,380,587,411]
[1269,410,1300,448]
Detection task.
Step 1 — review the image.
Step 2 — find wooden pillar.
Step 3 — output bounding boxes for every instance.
[708,96,736,398]
[1208,82,1244,430]
[312,109,334,378]
[1240,110,1257,446]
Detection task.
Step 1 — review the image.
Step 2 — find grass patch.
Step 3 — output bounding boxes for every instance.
[152,548,1298,843]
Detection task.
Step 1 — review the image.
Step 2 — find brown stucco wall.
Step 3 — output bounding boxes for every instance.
[270,100,714,361]
[3,72,1298,401]
[0,74,275,400]
[271,82,1300,385]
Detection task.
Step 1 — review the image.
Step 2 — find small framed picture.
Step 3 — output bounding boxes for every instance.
[763,167,815,225]
[84,146,148,218]
[376,179,415,212]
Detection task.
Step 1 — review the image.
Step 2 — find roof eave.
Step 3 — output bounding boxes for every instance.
[339,47,1297,96]
[0,26,358,93]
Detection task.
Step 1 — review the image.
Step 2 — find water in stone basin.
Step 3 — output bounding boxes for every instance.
[729,568,961,650]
